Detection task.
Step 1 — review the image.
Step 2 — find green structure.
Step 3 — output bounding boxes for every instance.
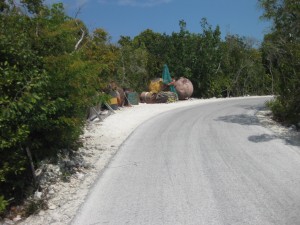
[162,64,177,93]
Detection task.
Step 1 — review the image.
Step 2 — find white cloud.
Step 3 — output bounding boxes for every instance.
[99,0,172,7]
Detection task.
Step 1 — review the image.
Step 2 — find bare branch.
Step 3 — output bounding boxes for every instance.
[214,62,221,74]
[75,27,85,51]
[74,6,85,51]
[74,5,83,19]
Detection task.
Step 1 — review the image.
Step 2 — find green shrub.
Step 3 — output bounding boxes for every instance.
[267,99,287,121]
[0,2,105,208]
[0,196,8,214]
[267,97,300,126]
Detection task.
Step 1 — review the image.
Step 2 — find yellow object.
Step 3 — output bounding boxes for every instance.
[149,78,163,93]
[110,97,118,105]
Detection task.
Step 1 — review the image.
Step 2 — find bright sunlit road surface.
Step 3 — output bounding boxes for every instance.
[72,97,300,225]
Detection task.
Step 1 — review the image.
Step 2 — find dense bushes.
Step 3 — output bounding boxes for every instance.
[260,0,300,125]
[0,1,108,212]
[0,8,49,205]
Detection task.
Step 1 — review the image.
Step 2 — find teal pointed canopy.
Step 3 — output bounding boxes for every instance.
[162,64,176,93]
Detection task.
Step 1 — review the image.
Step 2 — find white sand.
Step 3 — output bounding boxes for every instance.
[91,98,221,150]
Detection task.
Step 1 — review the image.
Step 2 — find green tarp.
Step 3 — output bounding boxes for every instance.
[162,64,176,93]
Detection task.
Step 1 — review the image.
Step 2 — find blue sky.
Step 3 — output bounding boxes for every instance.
[46,0,271,43]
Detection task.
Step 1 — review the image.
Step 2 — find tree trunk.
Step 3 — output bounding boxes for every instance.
[24,146,37,187]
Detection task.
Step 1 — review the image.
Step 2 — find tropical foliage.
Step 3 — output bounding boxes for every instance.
[0,0,109,213]
[0,0,298,214]
[259,0,300,124]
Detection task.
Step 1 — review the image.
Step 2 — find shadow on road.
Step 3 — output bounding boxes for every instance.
[216,114,260,126]
[248,134,277,143]
[248,133,300,147]
[237,104,267,112]
[216,114,300,147]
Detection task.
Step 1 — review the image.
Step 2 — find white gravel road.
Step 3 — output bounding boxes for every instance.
[15,98,226,225]
[72,96,300,225]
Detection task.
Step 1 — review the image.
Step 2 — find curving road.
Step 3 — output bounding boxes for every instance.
[72,97,300,225]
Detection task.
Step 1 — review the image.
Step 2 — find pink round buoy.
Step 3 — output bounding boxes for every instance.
[175,77,193,100]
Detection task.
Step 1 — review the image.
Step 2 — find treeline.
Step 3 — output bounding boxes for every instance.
[118,19,270,97]
[0,0,298,214]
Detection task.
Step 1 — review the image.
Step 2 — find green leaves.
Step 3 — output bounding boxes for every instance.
[260,0,300,124]
[0,195,8,214]
[0,1,104,209]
